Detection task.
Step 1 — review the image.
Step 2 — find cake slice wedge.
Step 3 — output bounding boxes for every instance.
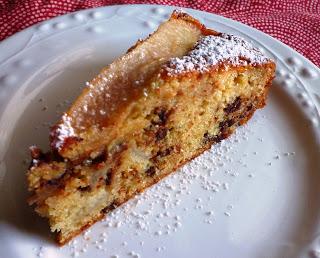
[27,10,275,245]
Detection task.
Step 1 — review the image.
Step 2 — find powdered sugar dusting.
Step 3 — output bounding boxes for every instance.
[52,113,76,150]
[165,33,271,75]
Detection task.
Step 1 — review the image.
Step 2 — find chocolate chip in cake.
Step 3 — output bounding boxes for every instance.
[152,107,172,126]
[212,134,225,143]
[44,170,67,187]
[203,132,225,145]
[145,166,156,177]
[157,109,168,124]
[78,185,91,192]
[158,147,173,157]
[91,151,106,164]
[219,119,235,131]
[101,201,118,214]
[105,169,113,185]
[154,107,168,125]
[224,96,241,114]
[46,179,60,186]
[155,127,168,141]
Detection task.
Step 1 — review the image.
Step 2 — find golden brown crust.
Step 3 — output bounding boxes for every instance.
[170,10,219,36]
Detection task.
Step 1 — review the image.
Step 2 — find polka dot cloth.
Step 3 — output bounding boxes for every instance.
[0,0,319,66]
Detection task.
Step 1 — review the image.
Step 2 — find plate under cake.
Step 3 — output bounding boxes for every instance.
[27,10,275,245]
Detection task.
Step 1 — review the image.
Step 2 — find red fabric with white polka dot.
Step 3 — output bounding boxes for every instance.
[0,0,319,66]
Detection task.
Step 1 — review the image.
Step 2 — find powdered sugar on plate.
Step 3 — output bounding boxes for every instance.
[165,33,271,75]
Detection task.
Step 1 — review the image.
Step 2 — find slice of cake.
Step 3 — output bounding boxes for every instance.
[27,10,275,245]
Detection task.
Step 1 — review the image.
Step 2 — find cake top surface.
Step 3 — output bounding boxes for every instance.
[49,12,274,156]
[164,33,271,75]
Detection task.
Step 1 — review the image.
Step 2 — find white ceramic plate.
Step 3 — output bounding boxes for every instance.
[0,4,319,258]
